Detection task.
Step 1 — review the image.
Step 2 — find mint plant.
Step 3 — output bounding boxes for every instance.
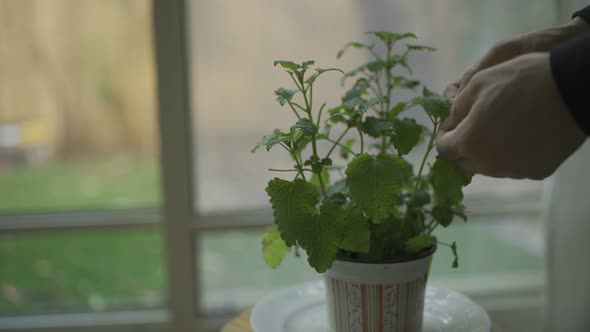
[252,32,473,273]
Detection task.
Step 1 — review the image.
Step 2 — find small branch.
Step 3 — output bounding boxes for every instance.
[325,127,351,159]
[268,168,313,173]
[358,128,364,154]
[316,103,326,128]
[291,102,307,112]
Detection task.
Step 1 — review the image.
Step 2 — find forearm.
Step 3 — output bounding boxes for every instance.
[549,6,590,135]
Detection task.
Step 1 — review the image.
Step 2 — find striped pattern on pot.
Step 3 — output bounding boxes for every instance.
[325,275,427,332]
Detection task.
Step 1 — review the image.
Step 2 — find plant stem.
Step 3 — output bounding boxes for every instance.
[412,121,438,198]
[358,128,364,154]
[381,45,394,153]
[268,168,313,172]
[325,127,351,159]
[316,103,326,128]
[301,78,327,197]
[287,103,303,120]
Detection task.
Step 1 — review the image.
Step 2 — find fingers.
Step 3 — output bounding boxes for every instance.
[443,79,460,98]
[441,80,478,132]
[436,80,478,162]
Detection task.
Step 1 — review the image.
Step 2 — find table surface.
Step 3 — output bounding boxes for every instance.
[220,309,501,332]
[220,309,253,332]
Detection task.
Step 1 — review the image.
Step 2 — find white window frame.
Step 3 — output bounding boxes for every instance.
[0,0,573,331]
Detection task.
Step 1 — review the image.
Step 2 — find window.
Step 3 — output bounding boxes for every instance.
[190,0,552,324]
[0,1,572,332]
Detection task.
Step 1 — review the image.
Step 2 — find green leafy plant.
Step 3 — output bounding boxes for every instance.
[252,32,473,273]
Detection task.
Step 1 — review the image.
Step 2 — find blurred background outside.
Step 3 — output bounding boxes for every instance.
[0,0,554,323]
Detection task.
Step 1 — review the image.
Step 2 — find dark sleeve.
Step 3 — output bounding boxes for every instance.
[549,6,590,135]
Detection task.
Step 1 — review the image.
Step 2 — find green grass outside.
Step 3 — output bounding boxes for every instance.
[0,159,543,316]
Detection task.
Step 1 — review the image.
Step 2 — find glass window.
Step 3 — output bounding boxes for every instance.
[189,0,554,214]
[0,228,165,316]
[0,0,166,320]
[0,0,160,214]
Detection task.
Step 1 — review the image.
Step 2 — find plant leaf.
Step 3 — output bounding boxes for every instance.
[299,202,342,273]
[337,42,372,59]
[368,32,417,47]
[266,178,319,246]
[412,95,452,119]
[362,117,393,138]
[275,88,297,106]
[345,153,412,223]
[274,60,299,71]
[391,118,423,156]
[262,225,291,269]
[430,156,473,205]
[390,102,409,118]
[405,235,436,253]
[339,206,371,253]
[251,129,290,153]
[300,202,370,273]
[291,118,317,137]
[431,205,454,227]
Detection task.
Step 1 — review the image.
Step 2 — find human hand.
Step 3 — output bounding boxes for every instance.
[444,17,590,99]
[436,53,586,180]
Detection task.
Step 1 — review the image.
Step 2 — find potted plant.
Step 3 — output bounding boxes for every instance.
[252,32,473,332]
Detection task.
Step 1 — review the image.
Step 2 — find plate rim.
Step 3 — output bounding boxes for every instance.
[251,280,491,332]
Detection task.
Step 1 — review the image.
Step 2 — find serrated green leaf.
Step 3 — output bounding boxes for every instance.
[251,129,290,153]
[262,225,291,269]
[430,156,473,205]
[337,42,372,59]
[408,189,431,207]
[274,60,299,71]
[393,76,420,89]
[412,95,452,119]
[275,88,297,106]
[343,79,369,102]
[363,117,394,138]
[299,202,343,273]
[366,59,384,72]
[368,32,417,47]
[266,178,319,246]
[339,206,371,253]
[391,118,422,156]
[291,118,317,137]
[301,60,315,70]
[432,205,454,227]
[300,202,370,272]
[345,153,412,223]
[390,102,409,118]
[359,96,388,112]
[405,235,436,253]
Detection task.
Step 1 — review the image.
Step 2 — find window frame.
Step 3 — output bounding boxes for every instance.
[0,0,563,331]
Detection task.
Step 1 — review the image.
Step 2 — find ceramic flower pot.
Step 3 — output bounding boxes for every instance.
[324,248,435,332]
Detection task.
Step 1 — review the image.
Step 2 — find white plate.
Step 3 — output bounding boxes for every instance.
[251,280,491,332]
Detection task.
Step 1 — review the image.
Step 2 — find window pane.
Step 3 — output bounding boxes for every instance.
[198,217,543,314]
[0,228,165,316]
[0,0,159,213]
[189,0,554,213]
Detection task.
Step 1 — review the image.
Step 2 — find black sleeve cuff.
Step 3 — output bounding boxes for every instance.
[550,34,590,135]
[573,5,590,22]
